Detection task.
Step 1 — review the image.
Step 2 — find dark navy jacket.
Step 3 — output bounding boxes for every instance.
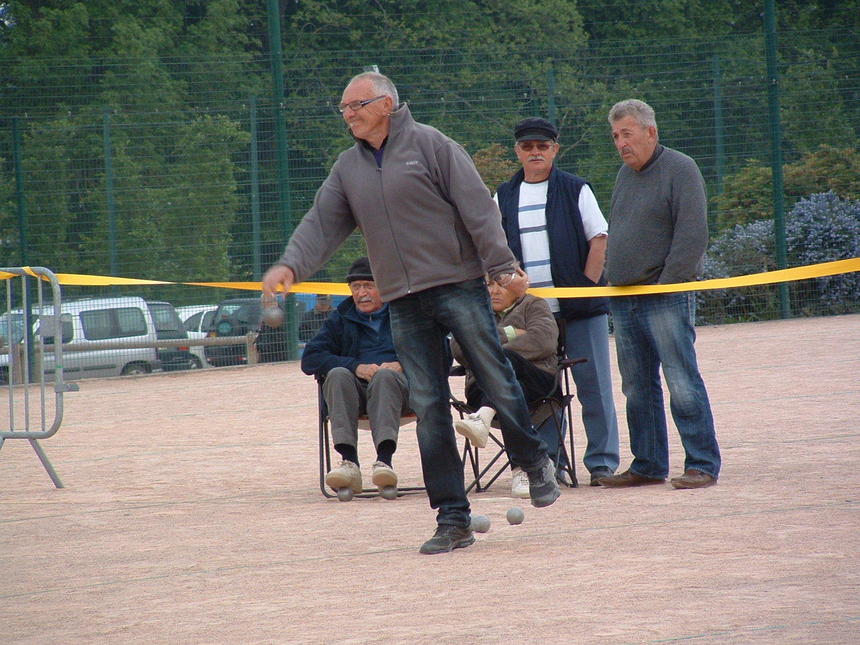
[496,166,608,320]
[300,297,398,378]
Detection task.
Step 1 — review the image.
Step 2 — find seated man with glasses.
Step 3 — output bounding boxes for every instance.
[301,257,410,496]
[451,275,560,499]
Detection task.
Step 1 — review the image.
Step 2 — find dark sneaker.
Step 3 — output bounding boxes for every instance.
[526,457,561,508]
[598,468,665,488]
[556,467,576,488]
[419,524,475,555]
[589,466,614,487]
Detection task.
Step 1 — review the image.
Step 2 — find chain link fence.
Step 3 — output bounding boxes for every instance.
[2,11,858,377]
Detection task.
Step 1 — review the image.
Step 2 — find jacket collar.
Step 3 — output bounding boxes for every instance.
[355,102,413,150]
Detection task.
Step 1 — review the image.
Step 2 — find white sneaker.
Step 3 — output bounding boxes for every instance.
[510,467,530,499]
[325,460,362,493]
[371,461,398,489]
[454,413,490,448]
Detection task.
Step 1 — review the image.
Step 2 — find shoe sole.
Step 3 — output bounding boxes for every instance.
[419,534,476,555]
[325,473,363,493]
[598,476,665,488]
[671,479,717,489]
[371,470,398,488]
[453,420,488,448]
[530,487,560,508]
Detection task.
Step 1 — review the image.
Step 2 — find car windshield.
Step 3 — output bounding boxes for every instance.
[215,302,260,325]
[148,303,184,332]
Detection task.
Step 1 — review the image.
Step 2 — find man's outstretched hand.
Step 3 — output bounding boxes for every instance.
[262,264,295,299]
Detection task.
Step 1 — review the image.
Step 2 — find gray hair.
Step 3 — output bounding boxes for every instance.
[608,99,657,129]
[347,72,399,106]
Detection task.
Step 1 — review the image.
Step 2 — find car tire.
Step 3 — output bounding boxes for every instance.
[121,363,152,376]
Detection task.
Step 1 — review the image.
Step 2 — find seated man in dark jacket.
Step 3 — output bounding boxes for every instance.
[450,277,559,499]
[301,257,410,495]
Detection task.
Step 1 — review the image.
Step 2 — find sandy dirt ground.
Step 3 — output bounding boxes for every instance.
[1,314,858,644]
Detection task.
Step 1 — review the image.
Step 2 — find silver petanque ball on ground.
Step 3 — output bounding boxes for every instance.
[506,507,525,525]
[380,486,398,500]
[336,487,353,502]
[469,514,491,533]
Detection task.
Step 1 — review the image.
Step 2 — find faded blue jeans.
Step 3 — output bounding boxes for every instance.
[563,314,621,474]
[389,278,548,528]
[609,292,721,479]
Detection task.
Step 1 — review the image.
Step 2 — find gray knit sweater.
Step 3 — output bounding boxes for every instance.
[606,146,708,286]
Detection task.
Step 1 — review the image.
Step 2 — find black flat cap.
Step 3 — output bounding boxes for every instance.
[514,117,558,141]
[345,256,374,283]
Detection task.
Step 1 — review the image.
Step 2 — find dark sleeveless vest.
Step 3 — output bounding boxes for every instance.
[496,166,608,320]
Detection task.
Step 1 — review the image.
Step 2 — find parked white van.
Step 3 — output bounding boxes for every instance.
[0,296,161,383]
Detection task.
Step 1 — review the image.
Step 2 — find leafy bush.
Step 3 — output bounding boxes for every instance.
[698,191,860,323]
[713,146,860,231]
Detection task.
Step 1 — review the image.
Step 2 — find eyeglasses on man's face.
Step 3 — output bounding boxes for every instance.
[516,141,556,152]
[338,95,386,113]
[349,281,377,293]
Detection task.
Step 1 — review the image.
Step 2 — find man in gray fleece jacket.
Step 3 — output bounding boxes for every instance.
[262,72,559,554]
[598,99,721,491]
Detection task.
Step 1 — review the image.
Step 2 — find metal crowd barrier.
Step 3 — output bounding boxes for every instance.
[1,267,77,488]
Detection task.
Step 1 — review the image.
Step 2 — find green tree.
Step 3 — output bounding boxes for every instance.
[472,143,519,192]
[0,0,263,279]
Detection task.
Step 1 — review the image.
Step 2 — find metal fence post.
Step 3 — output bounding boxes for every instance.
[104,108,119,277]
[267,0,299,360]
[764,0,792,319]
[249,96,262,281]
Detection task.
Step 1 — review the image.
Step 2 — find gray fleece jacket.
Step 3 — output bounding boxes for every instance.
[606,146,708,286]
[276,103,517,302]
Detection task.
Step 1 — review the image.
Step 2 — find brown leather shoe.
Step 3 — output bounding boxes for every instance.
[597,468,665,487]
[670,469,717,489]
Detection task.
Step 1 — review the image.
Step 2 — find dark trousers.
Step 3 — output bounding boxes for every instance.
[465,348,555,410]
[466,348,565,467]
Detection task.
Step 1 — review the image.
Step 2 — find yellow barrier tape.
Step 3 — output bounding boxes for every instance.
[3,258,858,298]
[532,257,860,298]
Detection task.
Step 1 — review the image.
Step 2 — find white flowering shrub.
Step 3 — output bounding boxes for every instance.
[698,191,860,323]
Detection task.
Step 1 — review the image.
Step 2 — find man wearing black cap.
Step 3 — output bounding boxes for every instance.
[495,117,621,487]
[301,257,409,496]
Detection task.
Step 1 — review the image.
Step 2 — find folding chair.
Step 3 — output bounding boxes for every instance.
[450,347,586,494]
[316,375,425,499]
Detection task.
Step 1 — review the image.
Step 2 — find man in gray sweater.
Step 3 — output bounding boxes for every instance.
[598,99,721,490]
[262,72,559,554]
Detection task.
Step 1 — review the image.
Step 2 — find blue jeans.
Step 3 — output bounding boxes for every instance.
[389,278,548,528]
[609,293,721,479]
[563,314,621,473]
